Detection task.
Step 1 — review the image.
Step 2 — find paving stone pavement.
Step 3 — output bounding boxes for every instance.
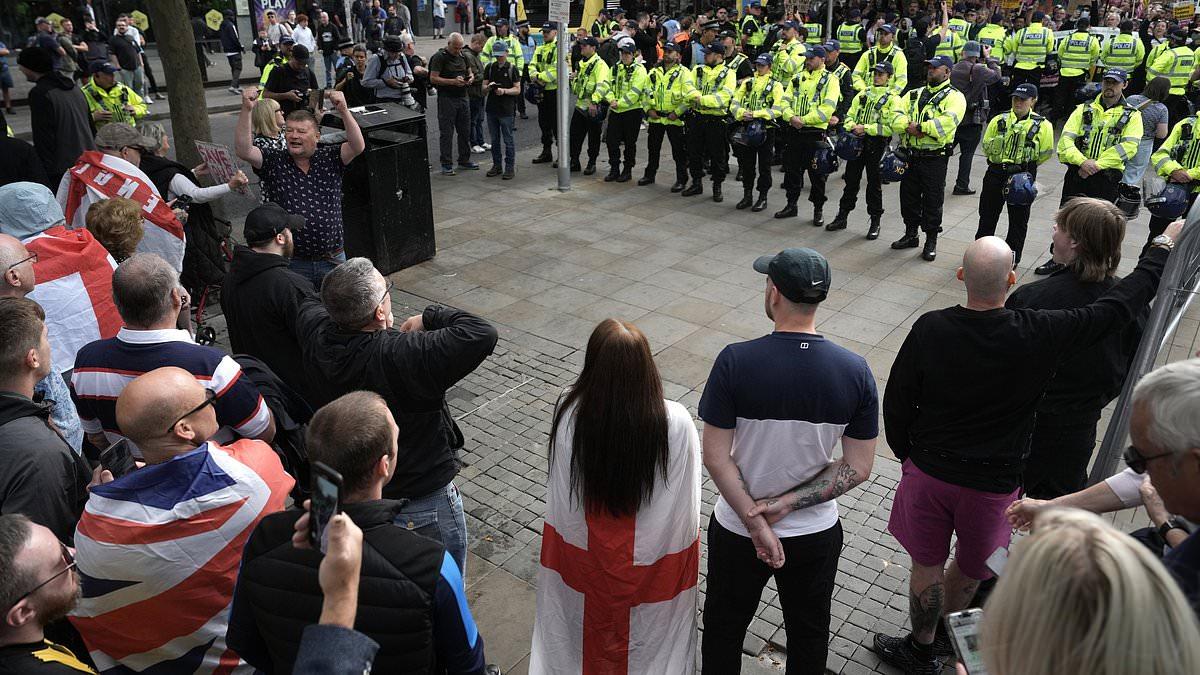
[206,128,1197,674]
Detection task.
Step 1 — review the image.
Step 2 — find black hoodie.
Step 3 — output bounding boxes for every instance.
[29,71,95,186]
[221,245,319,404]
[0,391,91,544]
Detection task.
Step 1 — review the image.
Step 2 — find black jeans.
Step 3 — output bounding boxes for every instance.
[605,108,643,172]
[536,88,557,153]
[734,130,775,192]
[781,128,826,205]
[569,108,604,165]
[1023,421,1099,499]
[644,122,688,183]
[899,154,950,236]
[1056,73,1086,120]
[1060,167,1121,206]
[701,516,843,675]
[437,94,472,168]
[839,135,888,216]
[687,114,730,183]
[976,165,1037,263]
[227,53,243,90]
[952,122,982,190]
[1010,66,1042,91]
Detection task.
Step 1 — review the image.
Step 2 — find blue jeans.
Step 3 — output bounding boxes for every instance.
[288,250,346,288]
[395,481,468,575]
[469,96,484,147]
[1122,137,1154,186]
[322,52,337,88]
[487,112,515,170]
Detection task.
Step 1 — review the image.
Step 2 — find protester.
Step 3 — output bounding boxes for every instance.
[107,17,143,99]
[430,33,478,175]
[465,33,488,154]
[531,319,701,672]
[229,391,492,673]
[17,46,94,187]
[701,248,878,674]
[0,515,95,674]
[0,298,90,545]
[316,12,342,88]
[235,87,365,287]
[292,14,318,53]
[948,41,1000,195]
[70,254,276,451]
[295,257,498,570]
[1121,76,1170,190]
[83,197,142,262]
[251,97,287,152]
[70,367,292,673]
[0,41,13,115]
[406,39,432,111]
[0,128,48,189]
[221,203,319,403]
[335,44,374,108]
[264,43,319,115]
[253,26,278,74]
[482,40,520,179]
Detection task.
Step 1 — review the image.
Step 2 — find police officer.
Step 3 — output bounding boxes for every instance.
[640,42,692,191]
[483,19,524,69]
[569,36,611,174]
[1056,17,1101,121]
[1036,67,1141,274]
[947,4,971,37]
[529,22,559,164]
[853,23,908,92]
[82,62,148,129]
[1102,21,1145,95]
[892,55,967,261]
[775,44,841,225]
[836,9,866,67]
[1147,27,1195,126]
[723,33,752,82]
[825,40,856,131]
[730,52,784,212]
[975,12,1007,62]
[1146,114,1200,251]
[740,0,767,59]
[682,42,736,201]
[771,20,806,83]
[604,42,648,182]
[976,83,1054,265]
[259,36,293,87]
[591,9,618,43]
[827,61,909,239]
[1005,11,1054,90]
[801,13,823,44]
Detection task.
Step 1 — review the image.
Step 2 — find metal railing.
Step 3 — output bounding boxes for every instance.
[1088,203,1200,484]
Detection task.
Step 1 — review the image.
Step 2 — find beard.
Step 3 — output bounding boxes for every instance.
[38,582,80,626]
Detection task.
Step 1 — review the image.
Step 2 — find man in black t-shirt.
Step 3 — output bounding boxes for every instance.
[482,41,520,178]
[316,11,342,88]
[264,44,318,115]
[107,18,141,96]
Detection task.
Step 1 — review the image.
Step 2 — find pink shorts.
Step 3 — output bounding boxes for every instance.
[888,459,1019,580]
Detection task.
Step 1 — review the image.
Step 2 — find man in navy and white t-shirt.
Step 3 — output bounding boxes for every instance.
[699,247,879,675]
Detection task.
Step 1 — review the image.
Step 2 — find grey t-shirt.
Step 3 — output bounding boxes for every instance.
[1127,95,1168,141]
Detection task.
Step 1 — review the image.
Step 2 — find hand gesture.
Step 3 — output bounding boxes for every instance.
[1005,497,1048,531]
[747,517,785,568]
[241,86,260,110]
[327,89,348,109]
[1163,217,1185,241]
[1139,477,1171,526]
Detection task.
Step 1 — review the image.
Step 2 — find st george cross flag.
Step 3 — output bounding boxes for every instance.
[58,151,186,273]
[531,400,702,675]
[24,226,120,374]
[70,440,294,674]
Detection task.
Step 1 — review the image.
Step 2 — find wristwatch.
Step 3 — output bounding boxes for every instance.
[1158,517,1188,544]
[1150,234,1175,252]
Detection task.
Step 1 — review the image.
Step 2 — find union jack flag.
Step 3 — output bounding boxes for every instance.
[70,440,294,674]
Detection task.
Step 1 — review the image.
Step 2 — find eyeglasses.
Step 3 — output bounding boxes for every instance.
[377,279,394,311]
[165,389,218,434]
[5,252,37,272]
[1123,444,1174,474]
[8,542,75,611]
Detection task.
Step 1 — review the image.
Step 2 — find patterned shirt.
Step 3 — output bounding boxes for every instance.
[258,146,346,258]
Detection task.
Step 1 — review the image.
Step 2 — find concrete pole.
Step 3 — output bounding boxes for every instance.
[556,23,571,191]
[826,0,834,43]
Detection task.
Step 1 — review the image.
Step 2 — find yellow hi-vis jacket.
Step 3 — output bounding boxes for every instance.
[1151,116,1200,191]
[1057,96,1143,170]
[1057,30,1100,78]
[852,44,907,92]
[571,52,611,111]
[782,65,840,129]
[981,110,1054,165]
[899,78,966,150]
[644,62,694,125]
[1005,22,1054,70]
[607,60,649,114]
[1148,45,1196,96]
[730,71,784,121]
[688,61,738,116]
[844,85,909,137]
[531,40,559,90]
[81,80,147,129]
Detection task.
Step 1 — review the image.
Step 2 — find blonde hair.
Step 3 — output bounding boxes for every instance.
[251,97,282,138]
[982,508,1200,675]
[1054,197,1126,283]
[86,197,144,262]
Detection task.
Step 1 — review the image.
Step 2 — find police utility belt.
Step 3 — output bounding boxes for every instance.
[987,161,1035,175]
[905,145,953,158]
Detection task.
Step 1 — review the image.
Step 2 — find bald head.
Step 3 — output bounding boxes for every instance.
[960,237,1016,304]
[0,234,34,297]
[116,367,213,456]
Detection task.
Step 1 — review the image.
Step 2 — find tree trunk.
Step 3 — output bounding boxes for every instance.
[144,0,212,169]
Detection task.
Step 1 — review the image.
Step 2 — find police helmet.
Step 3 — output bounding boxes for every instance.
[1145,182,1191,220]
[835,131,864,161]
[1003,172,1038,207]
[730,120,768,148]
[879,147,909,184]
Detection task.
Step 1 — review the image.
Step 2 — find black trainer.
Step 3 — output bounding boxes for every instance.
[867,215,881,240]
[872,634,941,675]
[891,234,920,249]
[1035,260,1064,275]
[952,185,975,195]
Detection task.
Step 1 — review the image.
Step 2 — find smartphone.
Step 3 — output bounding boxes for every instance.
[99,438,136,478]
[309,461,343,554]
[946,609,988,675]
[172,194,193,212]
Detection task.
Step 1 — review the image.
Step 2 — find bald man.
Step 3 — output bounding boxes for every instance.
[0,234,36,297]
[73,367,293,673]
[873,221,1183,670]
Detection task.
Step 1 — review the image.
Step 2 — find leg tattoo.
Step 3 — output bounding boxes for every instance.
[910,582,944,642]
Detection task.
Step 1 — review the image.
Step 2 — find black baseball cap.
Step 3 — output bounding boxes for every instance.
[244,203,306,245]
[753,248,831,304]
[291,44,311,60]
[1012,83,1038,99]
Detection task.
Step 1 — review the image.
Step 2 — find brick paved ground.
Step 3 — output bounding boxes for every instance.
[205,125,1198,674]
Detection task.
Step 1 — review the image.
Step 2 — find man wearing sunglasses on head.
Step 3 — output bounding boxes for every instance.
[0,514,93,674]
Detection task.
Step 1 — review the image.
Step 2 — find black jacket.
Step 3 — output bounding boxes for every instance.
[222,245,318,404]
[28,73,95,185]
[0,391,91,544]
[0,135,50,189]
[140,154,232,297]
[295,301,498,499]
[1006,266,1145,426]
[219,19,243,54]
[226,500,442,674]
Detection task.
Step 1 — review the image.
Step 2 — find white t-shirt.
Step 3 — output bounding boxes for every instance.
[434,0,446,19]
[292,24,317,51]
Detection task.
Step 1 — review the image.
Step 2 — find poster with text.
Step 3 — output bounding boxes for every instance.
[194,141,240,186]
[253,0,298,32]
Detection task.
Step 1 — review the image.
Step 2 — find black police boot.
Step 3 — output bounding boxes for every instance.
[826,210,849,231]
[681,180,703,197]
[616,169,632,183]
[891,233,920,249]
[712,182,723,203]
[1035,260,1064,275]
[583,160,597,175]
[736,188,753,210]
[866,215,881,240]
[670,178,687,193]
[812,205,824,228]
[570,160,582,172]
[604,167,620,182]
[638,173,655,186]
[532,149,553,164]
[921,235,938,261]
[752,191,769,212]
[774,201,798,219]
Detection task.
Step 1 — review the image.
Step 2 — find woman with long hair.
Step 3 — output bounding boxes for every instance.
[530,319,701,674]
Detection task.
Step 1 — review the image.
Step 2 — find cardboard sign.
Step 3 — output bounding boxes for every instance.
[194,141,240,185]
[206,9,225,32]
[130,10,149,31]
[1174,0,1195,20]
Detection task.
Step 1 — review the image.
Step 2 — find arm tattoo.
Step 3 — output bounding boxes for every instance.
[788,460,862,512]
[909,582,945,637]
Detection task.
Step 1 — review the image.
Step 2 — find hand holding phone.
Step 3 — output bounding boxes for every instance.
[99,438,136,479]
[946,609,988,675]
[309,461,344,554]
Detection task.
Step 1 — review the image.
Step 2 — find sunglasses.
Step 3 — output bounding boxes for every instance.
[1123,444,1174,474]
[8,543,76,611]
[5,252,37,272]
[165,389,218,434]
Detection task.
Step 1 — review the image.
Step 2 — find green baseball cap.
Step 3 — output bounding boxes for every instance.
[752,248,831,303]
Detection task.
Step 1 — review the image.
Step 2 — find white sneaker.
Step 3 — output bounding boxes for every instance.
[471,144,485,154]
[482,142,492,150]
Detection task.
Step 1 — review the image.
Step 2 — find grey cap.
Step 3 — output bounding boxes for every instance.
[753,248,831,303]
[0,182,65,239]
[94,123,157,152]
[962,40,982,57]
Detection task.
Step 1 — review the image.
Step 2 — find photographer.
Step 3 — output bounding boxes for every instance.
[363,36,418,108]
[264,44,319,115]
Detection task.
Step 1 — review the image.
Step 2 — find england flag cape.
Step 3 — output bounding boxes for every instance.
[531,399,702,675]
[58,150,186,273]
[70,440,294,674]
